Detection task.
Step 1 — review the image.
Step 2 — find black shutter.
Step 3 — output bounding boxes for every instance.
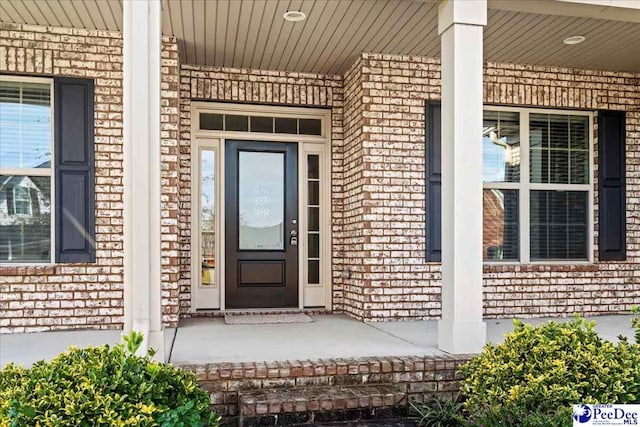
[425,101,442,262]
[597,110,626,261]
[54,78,96,263]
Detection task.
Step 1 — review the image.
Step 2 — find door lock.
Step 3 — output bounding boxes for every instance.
[290,236,298,246]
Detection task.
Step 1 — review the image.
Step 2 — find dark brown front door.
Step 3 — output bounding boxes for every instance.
[225,140,298,308]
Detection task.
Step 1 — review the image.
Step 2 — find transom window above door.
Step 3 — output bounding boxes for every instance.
[199,112,323,136]
[482,107,593,263]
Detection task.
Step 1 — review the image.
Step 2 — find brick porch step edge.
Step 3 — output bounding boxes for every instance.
[176,354,473,424]
[239,384,408,427]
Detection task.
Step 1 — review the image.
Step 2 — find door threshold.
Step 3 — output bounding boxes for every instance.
[191,308,330,318]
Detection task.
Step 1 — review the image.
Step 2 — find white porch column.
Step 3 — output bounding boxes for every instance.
[437,0,487,354]
[123,0,164,359]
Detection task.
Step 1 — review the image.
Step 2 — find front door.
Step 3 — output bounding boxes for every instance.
[225,140,298,308]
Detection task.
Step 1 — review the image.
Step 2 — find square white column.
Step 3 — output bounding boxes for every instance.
[123,0,164,359]
[437,0,487,354]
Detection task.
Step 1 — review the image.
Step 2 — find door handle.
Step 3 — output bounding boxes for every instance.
[290,236,298,246]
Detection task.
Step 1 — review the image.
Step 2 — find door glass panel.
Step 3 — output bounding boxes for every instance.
[307,154,320,284]
[238,151,285,250]
[200,150,216,286]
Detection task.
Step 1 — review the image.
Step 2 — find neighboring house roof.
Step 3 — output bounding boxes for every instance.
[0,160,49,194]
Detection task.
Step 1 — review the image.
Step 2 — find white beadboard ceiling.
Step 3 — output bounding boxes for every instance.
[1,0,639,74]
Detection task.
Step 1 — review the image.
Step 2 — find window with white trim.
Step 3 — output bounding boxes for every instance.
[482,107,592,262]
[0,77,53,263]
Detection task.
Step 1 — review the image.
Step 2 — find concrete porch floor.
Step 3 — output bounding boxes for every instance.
[1,314,635,368]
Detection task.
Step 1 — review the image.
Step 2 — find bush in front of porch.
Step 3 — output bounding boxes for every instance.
[411,311,640,427]
[0,332,220,427]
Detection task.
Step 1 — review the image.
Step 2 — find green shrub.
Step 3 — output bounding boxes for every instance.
[410,395,466,427]
[0,332,220,427]
[460,316,640,426]
[632,306,640,344]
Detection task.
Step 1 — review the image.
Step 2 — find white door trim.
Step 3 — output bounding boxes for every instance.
[190,102,332,312]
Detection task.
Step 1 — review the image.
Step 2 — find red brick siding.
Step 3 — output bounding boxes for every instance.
[341,57,368,319]
[0,23,181,332]
[355,53,640,320]
[2,23,639,330]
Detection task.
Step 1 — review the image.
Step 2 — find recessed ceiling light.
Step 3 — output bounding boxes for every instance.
[283,10,306,22]
[563,35,586,45]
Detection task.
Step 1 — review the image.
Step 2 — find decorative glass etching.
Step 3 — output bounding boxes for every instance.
[238,151,285,250]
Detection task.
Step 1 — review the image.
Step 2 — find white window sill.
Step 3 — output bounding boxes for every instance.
[484,260,593,267]
[0,262,55,267]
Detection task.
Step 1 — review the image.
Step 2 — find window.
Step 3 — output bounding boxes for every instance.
[0,78,53,263]
[483,108,592,262]
[13,186,32,215]
[306,154,321,284]
[199,112,324,136]
[200,149,216,287]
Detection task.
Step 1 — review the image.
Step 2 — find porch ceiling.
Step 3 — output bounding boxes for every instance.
[1,0,639,74]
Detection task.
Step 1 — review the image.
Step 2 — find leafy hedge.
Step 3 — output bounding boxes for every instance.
[459,315,640,426]
[0,332,220,427]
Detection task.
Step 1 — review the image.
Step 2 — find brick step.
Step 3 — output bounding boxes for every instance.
[238,384,408,427]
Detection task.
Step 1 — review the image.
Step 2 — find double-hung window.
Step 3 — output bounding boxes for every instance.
[482,107,593,262]
[0,77,53,263]
[1,75,96,264]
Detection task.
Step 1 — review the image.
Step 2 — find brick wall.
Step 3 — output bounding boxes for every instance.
[159,38,182,327]
[351,52,640,320]
[341,58,367,319]
[0,23,181,332]
[178,354,470,425]
[2,23,639,331]
[177,65,345,315]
